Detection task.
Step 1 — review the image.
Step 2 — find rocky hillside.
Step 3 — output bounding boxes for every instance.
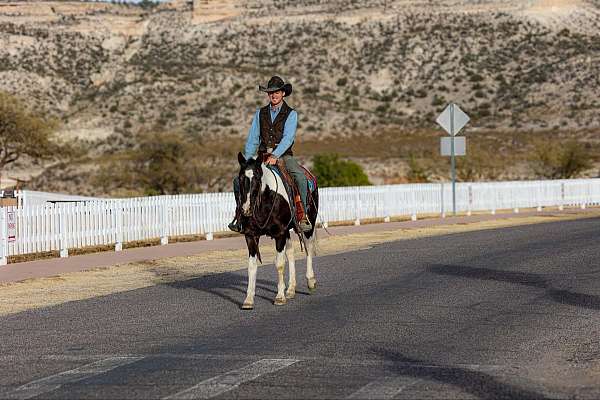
[1,0,600,192]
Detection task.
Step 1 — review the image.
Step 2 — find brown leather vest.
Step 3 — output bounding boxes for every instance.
[258,101,294,156]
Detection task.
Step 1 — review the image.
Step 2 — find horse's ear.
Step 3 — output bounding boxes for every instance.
[238,152,246,166]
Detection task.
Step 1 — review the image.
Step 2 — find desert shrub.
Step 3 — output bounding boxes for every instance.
[94,131,208,195]
[406,154,430,183]
[456,156,480,181]
[431,95,445,107]
[375,103,389,113]
[311,153,371,187]
[531,140,592,179]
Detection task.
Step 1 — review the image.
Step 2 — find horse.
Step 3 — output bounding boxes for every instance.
[236,152,318,310]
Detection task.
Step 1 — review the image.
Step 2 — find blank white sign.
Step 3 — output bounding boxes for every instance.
[441,136,466,156]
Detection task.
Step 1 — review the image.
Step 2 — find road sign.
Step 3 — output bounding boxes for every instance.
[435,103,471,217]
[441,137,466,156]
[436,103,470,136]
[7,210,15,242]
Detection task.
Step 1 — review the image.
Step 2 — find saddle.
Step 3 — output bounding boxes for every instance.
[262,154,317,222]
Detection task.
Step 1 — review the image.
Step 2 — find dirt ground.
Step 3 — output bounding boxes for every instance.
[2,210,600,317]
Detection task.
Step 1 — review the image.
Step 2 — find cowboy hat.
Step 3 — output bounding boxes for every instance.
[258,76,292,97]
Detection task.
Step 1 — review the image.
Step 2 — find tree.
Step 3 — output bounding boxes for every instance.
[94,131,209,196]
[311,153,371,187]
[0,91,61,182]
[532,140,592,179]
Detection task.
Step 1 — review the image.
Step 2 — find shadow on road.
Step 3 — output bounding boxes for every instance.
[165,272,311,308]
[428,264,600,311]
[371,348,549,400]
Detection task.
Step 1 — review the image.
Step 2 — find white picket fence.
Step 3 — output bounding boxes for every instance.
[1,178,600,264]
[13,190,101,208]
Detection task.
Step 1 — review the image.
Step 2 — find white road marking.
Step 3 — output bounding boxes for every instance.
[0,354,506,371]
[347,376,420,399]
[164,358,299,400]
[4,356,143,400]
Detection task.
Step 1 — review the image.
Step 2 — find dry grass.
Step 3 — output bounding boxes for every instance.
[2,210,600,316]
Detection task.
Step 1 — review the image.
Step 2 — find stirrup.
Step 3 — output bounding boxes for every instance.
[228,219,243,233]
[299,217,312,232]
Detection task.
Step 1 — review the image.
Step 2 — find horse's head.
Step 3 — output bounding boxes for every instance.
[238,152,263,217]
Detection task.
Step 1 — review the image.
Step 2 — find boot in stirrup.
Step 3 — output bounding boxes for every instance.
[299,216,312,232]
[228,208,243,233]
[228,218,242,233]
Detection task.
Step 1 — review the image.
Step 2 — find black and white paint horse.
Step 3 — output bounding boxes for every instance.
[237,152,318,310]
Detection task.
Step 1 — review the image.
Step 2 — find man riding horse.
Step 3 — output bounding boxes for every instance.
[229,76,312,233]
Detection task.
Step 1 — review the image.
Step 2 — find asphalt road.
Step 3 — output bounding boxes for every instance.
[1,217,600,399]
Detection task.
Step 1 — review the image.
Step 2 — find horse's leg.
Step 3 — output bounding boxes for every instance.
[306,232,317,293]
[274,235,287,306]
[285,235,296,299]
[242,235,260,310]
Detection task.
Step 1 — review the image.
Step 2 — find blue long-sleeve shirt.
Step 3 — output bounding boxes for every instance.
[244,104,298,160]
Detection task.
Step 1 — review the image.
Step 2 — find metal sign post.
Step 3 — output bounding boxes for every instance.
[436,103,470,216]
[450,105,456,215]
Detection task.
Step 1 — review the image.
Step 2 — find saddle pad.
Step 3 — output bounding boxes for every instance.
[267,164,317,194]
[265,166,294,200]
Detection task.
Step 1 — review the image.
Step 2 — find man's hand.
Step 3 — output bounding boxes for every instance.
[266,155,278,165]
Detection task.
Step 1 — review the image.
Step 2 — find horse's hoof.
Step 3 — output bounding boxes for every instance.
[274,297,287,306]
[308,285,317,294]
[285,291,296,300]
[241,303,254,310]
[307,278,317,293]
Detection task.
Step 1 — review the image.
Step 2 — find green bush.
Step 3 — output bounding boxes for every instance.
[312,153,371,187]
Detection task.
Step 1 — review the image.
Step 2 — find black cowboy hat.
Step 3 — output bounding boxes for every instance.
[258,76,292,97]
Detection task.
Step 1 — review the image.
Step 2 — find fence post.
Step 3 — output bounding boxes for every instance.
[354,189,360,226]
[440,183,445,218]
[115,202,123,252]
[0,207,7,265]
[161,202,169,245]
[559,182,565,211]
[59,206,68,258]
[467,184,473,216]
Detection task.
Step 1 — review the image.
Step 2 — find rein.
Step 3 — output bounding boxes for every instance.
[252,166,283,230]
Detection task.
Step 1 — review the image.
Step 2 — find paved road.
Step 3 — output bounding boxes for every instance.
[1,217,599,399]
